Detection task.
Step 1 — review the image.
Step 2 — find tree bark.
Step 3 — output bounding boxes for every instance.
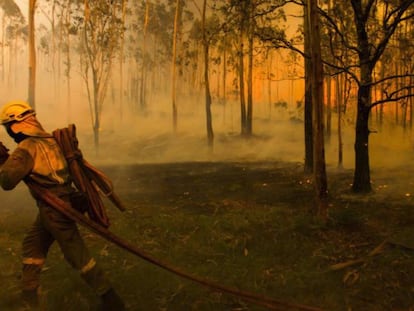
[238,4,248,136]
[246,0,254,136]
[65,0,72,123]
[119,0,126,121]
[308,0,328,218]
[222,47,228,124]
[336,74,343,169]
[1,14,4,83]
[28,0,36,109]
[202,0,214,148]
[350,0,374,193]
[267,50,273,120]
[326,75,332,140]
[171,0,180,133]
[140,0,149,114]
[239,39,247,135]
[303,1,313,173]
[352,83,372,192]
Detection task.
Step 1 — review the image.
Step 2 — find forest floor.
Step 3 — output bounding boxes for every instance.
[1,159,414,311]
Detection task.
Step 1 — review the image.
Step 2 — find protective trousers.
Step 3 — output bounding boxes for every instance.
[21,200,112,295]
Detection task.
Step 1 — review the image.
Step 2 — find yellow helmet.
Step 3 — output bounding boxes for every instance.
[0,100,35,124]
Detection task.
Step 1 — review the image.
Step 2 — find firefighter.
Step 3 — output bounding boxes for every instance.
[0,100,125,311]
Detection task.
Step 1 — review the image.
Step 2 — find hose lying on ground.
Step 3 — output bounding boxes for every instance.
[26,179,324,311]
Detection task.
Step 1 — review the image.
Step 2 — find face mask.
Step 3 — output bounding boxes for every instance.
[5,124,28,143]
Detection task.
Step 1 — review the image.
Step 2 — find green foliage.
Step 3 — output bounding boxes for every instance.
[0,0,26,42]
[81,0,124,65]
[0,0,25,21]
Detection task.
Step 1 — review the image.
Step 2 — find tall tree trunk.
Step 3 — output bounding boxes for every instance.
[93,71,100,152]
[202,0,214,148]
[119,0,126,121]
[267,50,273,120]
[246,0,254,136]
[28,0,37,109]
[171,0,180,133]
[379,60,385,129]
[66,0,71,123]
[222,46,227,123]
[336,74,343,169]
[6,34,11,88]
[83,0,116,154]
[51,1,59,103]
[303,1,313,173]
[352,82,372,192]
[326,75,332,140]
[140,0,149,114]
[8,37,12,88]
[394,61,399,125]
[239,39,247,135]
[350,0,375,193]
[410,75,414,131]
[1,14,4,83]
[325,0,332,141]
[308,0,328,219]
[238,7,247,136]
[246,39,253,135]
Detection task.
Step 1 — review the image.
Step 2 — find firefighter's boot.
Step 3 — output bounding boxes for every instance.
[20,288,40,310]
[21,263,43,310]
[100,288,125,311]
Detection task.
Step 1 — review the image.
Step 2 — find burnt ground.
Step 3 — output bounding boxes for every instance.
[0,160,414,311]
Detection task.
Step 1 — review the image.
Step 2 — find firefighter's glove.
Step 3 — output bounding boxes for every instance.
[0,141,9,164]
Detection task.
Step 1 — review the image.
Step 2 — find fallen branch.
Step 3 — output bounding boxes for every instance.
[329,240,388,271]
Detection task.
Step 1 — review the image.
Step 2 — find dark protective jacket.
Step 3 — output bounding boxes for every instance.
[0,116,111,295]
[0,116,70,193]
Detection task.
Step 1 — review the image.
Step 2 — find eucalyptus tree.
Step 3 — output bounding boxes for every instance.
[189,0,224,148]
[402,23,414,130]
[258,0,414,193]
[144,1,172,104]
[170,0,195,131]
[128,1,156,109]
[171,0,180,131]
[40,0,59,100]
[200,0,214,147]
[122,0,149,112]
[76,0,124,151]
[235,1,248,135]
[118,0,127,120]
[320,0,414,192]
[213,26,243,128]
[62,0,80,122]
[217,0,287,137]
[41,0,80,121]
[255,1,329,175]
[307,0,328,218]
[128,0,193,120]
[317,0,354,169]
[320,0,333,140]
[0,0,25,86]
[302,2,312,173]
[273,0,327,213]
[232,0,256,136]
[387,18,414,130]
[139,0,149,114]
[29,0,36,108]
